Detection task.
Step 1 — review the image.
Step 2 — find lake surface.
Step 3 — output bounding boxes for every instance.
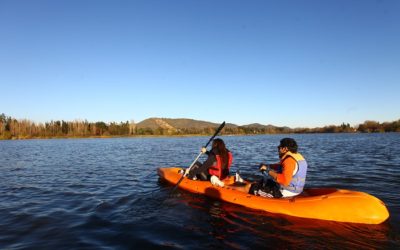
[1,134,399,249]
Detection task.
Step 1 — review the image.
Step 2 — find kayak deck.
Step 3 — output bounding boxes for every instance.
[158,167,389,224]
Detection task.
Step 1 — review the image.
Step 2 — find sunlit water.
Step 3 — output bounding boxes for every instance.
[1,134,399,249]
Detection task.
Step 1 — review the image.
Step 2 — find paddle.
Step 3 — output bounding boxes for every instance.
[170,121,226,193]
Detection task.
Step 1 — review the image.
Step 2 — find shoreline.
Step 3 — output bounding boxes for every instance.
[1,131,398,141]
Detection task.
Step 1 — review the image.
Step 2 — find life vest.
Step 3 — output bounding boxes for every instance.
[208,151,233,180]
[279,152,308,194]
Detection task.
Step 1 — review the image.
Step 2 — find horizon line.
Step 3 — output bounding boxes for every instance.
[1,113,399,129]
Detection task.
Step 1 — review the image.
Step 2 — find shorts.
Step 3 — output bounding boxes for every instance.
[249,178,283,198]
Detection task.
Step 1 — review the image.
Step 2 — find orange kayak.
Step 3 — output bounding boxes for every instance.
[158,167,389,224]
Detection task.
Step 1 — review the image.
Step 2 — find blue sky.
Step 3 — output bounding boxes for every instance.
[1,0,399,127]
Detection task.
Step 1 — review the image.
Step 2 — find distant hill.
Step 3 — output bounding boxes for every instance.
[2,112,399,140]
[136,118,220,130]
[135,118,282,131]
[242,123,289,130]
[242,123,270,129]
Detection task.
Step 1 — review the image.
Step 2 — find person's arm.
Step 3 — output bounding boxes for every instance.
[270,157,296,186]
[201,153,216,170]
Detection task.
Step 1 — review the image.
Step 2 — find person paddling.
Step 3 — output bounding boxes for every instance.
[254,138,308,198]
[231,138,308,198]
[184,138,233,187]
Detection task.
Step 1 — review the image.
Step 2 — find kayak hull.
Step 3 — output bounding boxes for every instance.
[158,167,389,224]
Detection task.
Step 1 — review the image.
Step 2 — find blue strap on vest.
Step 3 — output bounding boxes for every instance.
[281,155,308,194]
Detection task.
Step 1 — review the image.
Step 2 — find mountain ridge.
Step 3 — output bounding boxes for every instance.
[135,118,281,130]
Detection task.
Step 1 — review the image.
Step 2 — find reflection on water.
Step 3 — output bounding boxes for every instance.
[0,134,399,249]
[163,184,393,249]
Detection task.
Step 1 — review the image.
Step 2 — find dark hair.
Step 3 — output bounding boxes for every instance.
[212,138,229,168]
[279,138,298,153]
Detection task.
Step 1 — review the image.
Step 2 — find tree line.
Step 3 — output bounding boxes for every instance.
[1,113,399,140]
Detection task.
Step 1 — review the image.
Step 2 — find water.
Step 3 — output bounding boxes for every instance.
[0,134,399,249]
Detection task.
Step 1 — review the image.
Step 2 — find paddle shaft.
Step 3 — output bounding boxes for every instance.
[171,121,225,193]
[203,121,226,148]
[171,152,202,192]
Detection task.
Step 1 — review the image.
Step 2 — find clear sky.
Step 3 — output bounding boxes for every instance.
[1,0,399,128]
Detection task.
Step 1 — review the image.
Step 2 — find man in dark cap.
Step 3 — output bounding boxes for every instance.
[252,138,308,198]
